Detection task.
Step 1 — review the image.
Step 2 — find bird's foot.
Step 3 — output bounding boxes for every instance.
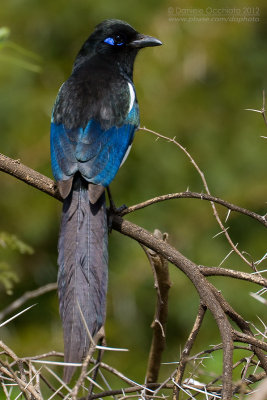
[107,203,127,232]
[106,186,128,231]
[111,203,127,214]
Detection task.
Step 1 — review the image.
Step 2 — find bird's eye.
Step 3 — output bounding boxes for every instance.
[104,35,124,46]
[114,35,124,45]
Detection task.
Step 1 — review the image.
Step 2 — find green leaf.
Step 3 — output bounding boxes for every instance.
[0,262,19,295]
[0,232,34,255]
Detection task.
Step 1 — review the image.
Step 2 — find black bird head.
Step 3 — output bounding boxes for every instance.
[73,19,162,77]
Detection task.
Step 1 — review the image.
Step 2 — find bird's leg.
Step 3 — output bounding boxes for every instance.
[106,186,127,232]
[106,186,116,213]
[107,186,127,213]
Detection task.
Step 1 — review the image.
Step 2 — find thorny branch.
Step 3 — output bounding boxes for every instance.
[0,341,42,399]
[245,89,267,130]
[112,214,235,399]
[140,126,263,267]
[0,131,266,399]
[173,303,207,399]
[121,191,267,227]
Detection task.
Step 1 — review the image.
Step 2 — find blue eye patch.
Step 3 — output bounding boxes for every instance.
[104,37,124,46]
[104,37,115,45]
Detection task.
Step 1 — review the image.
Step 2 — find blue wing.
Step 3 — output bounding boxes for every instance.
[50,103,139,187]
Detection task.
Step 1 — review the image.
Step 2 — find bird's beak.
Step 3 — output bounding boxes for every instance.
[129,33,162,49]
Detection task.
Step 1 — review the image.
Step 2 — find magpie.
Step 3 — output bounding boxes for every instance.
[50,19,162,382]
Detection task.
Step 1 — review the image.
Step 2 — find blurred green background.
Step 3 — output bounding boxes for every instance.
[0,0,266,392]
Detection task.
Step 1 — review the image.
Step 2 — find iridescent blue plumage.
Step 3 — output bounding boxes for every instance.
[51,103,139,186]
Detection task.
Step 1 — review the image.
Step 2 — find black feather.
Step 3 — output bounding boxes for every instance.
[53,59,132,131]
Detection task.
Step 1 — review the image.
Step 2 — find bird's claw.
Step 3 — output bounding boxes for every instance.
[114,204,127,213]
[108,204,127,233]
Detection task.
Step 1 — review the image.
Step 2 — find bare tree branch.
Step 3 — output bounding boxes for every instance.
[79,383,174,400]
[245,89,267,129]
[145,229,171,385]
[39,373,65,399]
[210,286,267,372]
[233,331,267,352]
[173,303,207,400]
[1,152,266,400]
[0,153,61,200]
[0,341,42,399]
[199,266,267,286]
[0,282,57,321]
[121,191,267,227]
[140,127,261,266]
[112,215,234,399]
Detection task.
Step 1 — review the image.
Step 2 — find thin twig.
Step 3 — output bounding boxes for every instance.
[39,373,65,399]
[88,332,105,398]
[199,266,267,286]
[173,304,207,400]
[79,383,173,400]
[145,230,171,385]
[210,286,267,372]
[0,282,57,321]
[70,316,104,398]
[121,191,267,227]
[22,351,64,361]
[245,89,267,128]
[0,358,42,400]
[70,344,96,399]
[233,331,267,352]
[140,127,257,266]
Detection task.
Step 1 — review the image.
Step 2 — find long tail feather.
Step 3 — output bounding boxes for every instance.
[57,175,108,382]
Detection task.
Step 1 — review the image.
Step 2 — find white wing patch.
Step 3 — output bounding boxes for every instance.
[120,144,132,168]
[119,83,135,168]
[128,82,135,113]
